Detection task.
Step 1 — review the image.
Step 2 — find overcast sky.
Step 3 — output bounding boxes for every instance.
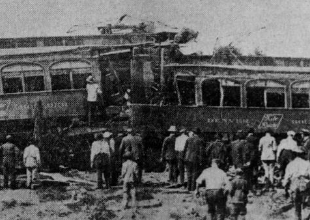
[1,0,310,57]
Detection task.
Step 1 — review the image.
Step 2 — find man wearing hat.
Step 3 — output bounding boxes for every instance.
[161,125,178,183]
[183,127,204,191]
[90,133,112,189]
[175,127,188,185]
[259,129,277,190]
[121,151,139,209]
[195,159,230,220]
[0,135,20,189]
[228,168,249,220]
[120,128,144,183]
[86,74,102,126]
[301,129,310,160]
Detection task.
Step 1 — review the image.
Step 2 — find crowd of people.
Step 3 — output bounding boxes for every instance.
[160,126,310,220]
[1,124,310,219]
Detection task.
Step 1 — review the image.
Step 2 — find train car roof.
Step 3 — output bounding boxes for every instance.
[165,63,310,73]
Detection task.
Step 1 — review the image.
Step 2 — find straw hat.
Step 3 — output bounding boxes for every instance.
[168,125,177,132]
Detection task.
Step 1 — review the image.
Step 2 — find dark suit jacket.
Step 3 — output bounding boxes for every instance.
[161,135,177,160]
[0,142,20,167]
[120,134,143,161]
[183,135,203,163]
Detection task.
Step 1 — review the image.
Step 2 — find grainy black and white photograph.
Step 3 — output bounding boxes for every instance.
[1,0,310,219]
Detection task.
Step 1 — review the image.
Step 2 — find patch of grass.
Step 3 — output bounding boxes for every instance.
[2,199,17,209]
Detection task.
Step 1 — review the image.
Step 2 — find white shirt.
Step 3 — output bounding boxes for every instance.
[90,140,111,164]
[175,133,188,152]
[283,157,310,187]
[86,83,102,102]
[196,166,229,190]
[23,144,40,168]
[277,137,299,159]
[259,134,277,160]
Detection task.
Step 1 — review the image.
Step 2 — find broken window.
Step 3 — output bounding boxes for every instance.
[202,79,221,106]
[50,61,91,91]
[246,80,286,108]
[2,64,44,94]
[292,81,310,108]
[222,80,241,107]
[176,75,195,105]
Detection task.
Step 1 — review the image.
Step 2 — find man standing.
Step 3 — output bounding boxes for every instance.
[301,129,310,160]
[183,127,204,191]
[283,155,310,220]
[277,131,300,180]
[206,133,228,170]
[259,129,277,190]
[231,130,247,169]
[86,74,102,126]
[175,127,188,185]
[90,133,111,189]
[161,126,178,184]
[23,139,41,189]
[0,135,20,189]
[228,169,249,220]
[195,159,230,220]
[120,128,144,183]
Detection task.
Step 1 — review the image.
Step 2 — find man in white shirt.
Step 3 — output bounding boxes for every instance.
[258,129,277,189]
[195,159,230,220]
[282,156,310,220]
[86,75,102,126]
[23,139,41,189]
[90,133,111,189]
[175,127,188,185]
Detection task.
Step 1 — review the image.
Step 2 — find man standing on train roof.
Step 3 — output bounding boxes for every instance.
[0,135,20,189]
[86,74,102,126]
[259,129,277,191]
[300,129,310,160]
[161,125,178,184]
[183,127,204,191]
[175,127,188,186]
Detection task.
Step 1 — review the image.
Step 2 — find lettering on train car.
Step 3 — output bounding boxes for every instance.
[258,114,283,129]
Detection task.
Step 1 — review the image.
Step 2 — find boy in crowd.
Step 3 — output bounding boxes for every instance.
[121,152,139,209]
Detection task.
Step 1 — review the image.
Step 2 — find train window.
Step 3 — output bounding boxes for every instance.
[222,80,241,107]
[247,87,265,107]
[25,76,45,92]
[292,81,310,108]
[176,75,195,105]
[246,80,286,108]
[202,79,220,106]
[50,61,91,91]
[3,77,23,93]
[223,86,241,106]
[51,70,71,90]
[2,64,44,94]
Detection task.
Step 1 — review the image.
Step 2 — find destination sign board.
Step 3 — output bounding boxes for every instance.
[258,114,283,129]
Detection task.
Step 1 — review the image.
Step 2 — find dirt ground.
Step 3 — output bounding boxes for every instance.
[0,171,309,220]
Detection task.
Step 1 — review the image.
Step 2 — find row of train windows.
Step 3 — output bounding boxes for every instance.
[178,78,310,109]
[1,62,92,94]
[2,71,90,94]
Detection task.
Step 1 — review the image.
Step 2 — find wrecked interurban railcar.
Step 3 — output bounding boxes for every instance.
[127,63,310,134]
